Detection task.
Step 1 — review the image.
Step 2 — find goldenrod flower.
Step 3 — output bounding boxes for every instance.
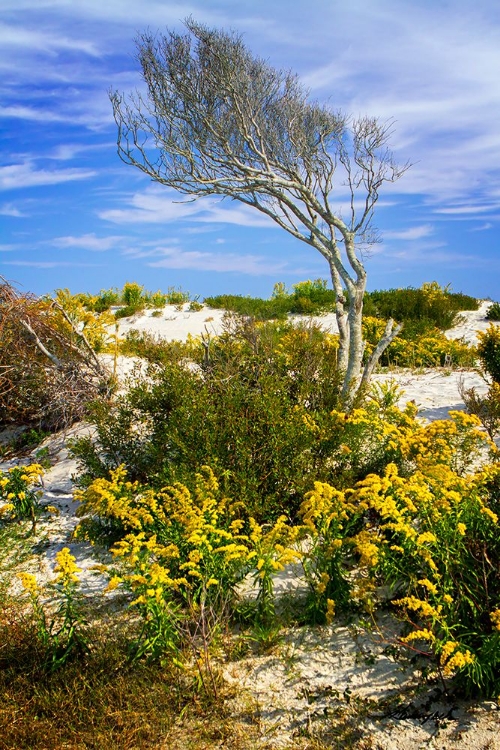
[54,547,82,585]
[18,571,39,595]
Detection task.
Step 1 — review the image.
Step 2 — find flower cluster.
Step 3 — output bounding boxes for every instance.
[0,463,44,528]
[362,316,476,368]
[76,465,303,644]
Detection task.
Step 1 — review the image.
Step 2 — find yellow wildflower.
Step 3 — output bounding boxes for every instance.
[18,571,39,595]
[400,628,435,644]
[442,649,475,676]
[104,575,122,593]
[418,578,438,596]
[53,547,82,585]
[490,609,500,631]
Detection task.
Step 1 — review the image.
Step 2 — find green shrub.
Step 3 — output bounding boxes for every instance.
[93,288,120,312]
[121,282,145,308]
[204,279,337,319]
[460,381,500,440]
[486,302,500,321]
[114,305,144,320]
[477,324,500,383]
[70,319,348,521]
[289,279,336,314]
[203,293,291,320]
[165,287,190,305]
[364,282,478,331]
[362,317,476,368]
[147,290,168,307]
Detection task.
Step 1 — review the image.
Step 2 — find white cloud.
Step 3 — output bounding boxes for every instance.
[433,205,499,216]
[383,225,434,241]
[51,233,125,251]
[4,260,101,268]
[0,162,96,190]
[100,186,275,228]
[0,203,26,217]
[0,22,101,57]
[470,222,494,232]
[0,105,69,123]
[147,246,289,275]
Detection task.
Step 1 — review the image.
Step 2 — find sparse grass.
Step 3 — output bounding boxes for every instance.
[0,599,262,750]
[0,521,34,598]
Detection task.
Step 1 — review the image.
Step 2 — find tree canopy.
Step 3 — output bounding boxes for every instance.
[111,18,409,401]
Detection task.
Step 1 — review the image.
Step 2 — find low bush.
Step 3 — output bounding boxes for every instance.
[0,463,45,531]
[70,319,346,522]
[460,380,500,440]
[0,280,112,429]
[486,302,500,321]
[203,293,291,320]
[477,324,500,383]
[363,316,476,368]
[72,398,499,696]
[204,279,337,319]
[364,282,478,331]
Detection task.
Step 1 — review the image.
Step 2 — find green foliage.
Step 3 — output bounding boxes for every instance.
[477,324,500,383]
[114,304,144,320]
[17,549,90,671]
[0,464,44,532]
[203,292,291,320]
[70,319,346,521]
[121,282,145,308]
[360,462,500,697]
[93,288,120,312]
[204,279,336,319]
[364,282,478,332]
[164,287,190,305]
[188,298,204,312]
[363,316,476,368]
[67,283,191,318]
[486,302,500,321]
[290,278,336,314]
[0,428,49,459]
[71,395,500,697]
[460,381,500,440]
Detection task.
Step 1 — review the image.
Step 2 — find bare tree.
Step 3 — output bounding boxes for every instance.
[110,17,408,403]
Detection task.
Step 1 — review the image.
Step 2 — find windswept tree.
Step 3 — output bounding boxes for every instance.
[111,18,409,402]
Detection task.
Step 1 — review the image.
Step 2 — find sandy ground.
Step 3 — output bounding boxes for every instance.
[2,301,500,748]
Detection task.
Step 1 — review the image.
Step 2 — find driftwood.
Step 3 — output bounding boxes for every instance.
[0,278,112,429]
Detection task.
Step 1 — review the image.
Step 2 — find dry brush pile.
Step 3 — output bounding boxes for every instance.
[0,279,112,430]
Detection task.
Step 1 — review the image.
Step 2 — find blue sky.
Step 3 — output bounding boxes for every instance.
[1,0,500,300]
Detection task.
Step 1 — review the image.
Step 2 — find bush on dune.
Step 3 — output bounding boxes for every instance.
[0,280,112,429]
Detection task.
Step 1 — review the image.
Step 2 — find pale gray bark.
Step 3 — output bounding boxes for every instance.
[110,18,410,404]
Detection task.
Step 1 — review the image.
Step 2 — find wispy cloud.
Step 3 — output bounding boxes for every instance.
[4,260,102,268]
[0,22,101,57]
[470,222,494,232]
[100,186,275,228]
[0,162,96,190]
[0,105,70,123]
[383,224,434,241]
[51,233,125,251]
[433,205,499,215]
[147,246,289,275]
[0,203,26,217]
